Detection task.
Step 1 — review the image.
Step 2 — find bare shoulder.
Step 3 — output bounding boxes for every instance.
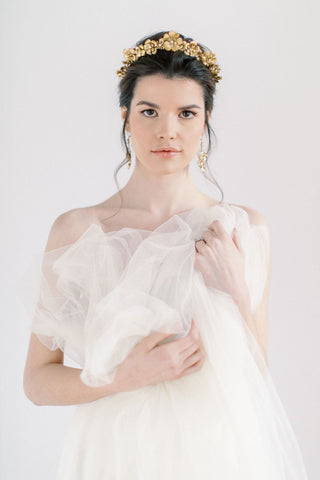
[45,207,96,252]
[230,203,269,228]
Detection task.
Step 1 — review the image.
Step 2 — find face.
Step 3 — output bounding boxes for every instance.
[121,74,208,174]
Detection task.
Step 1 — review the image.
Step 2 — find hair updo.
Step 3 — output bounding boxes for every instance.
[114,30,224,204]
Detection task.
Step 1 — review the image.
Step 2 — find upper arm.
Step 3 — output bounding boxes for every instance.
[236,205,271,363]
[44,207,89,251]
[24,208,88,386]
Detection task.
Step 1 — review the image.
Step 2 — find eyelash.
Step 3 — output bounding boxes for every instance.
[141,109,197,119]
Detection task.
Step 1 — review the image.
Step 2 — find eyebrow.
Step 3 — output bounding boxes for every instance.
[136,100,202,109]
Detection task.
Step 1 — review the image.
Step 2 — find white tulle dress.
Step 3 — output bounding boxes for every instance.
[20,202,309,479]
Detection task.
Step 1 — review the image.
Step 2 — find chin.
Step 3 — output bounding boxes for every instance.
[137,155,190,172]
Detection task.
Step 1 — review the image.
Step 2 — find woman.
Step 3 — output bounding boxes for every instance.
[22,31,309,479]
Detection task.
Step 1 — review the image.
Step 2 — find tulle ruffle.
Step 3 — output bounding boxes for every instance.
[18,202,309,479]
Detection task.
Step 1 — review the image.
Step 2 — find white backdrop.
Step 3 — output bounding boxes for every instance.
[1,0,319,478]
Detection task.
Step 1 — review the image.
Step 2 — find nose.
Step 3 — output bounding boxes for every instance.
[157,114,177,140]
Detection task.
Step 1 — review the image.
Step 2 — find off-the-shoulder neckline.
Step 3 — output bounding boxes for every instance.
[46,202,267,254]
[96,201,230,234]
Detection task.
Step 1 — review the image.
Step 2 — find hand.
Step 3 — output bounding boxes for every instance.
[194,220,248,302]
[112,319,206,393]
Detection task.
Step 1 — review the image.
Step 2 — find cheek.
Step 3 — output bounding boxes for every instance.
[131,120,152,145]
[130,128,147,154]
[183,122,204,141]
[184,129,202,151]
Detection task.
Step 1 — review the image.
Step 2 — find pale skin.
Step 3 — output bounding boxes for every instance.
[23,73,271,406]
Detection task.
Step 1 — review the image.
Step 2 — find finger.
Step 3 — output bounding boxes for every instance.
[208,226,217,235]
[189,318,200,337]
[179,342,200,362]
[207,219,226,237]
[182,348,203,370]
[182,349,204,372]
[182,360,204,376]
[232,227,244,253]
[201,229,217,246]
[172,319,200,351]
[194,239,207,252]
[142,329,179,351]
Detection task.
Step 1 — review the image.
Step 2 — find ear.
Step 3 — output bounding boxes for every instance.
[202,112,209,137]
[121,106,130,133]
[202,123,207,137]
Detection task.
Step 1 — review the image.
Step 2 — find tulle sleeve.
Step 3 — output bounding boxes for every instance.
[242,224,271,313]
[18,243,89,367]
[17,225,185,385]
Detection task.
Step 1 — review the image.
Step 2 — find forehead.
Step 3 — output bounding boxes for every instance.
[133,74,204,103]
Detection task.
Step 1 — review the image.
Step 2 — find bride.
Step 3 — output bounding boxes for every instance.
[22,30,308,480]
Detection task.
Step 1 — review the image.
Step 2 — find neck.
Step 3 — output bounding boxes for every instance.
[116,161,213,219]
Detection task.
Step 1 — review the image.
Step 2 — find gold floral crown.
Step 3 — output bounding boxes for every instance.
[116,30,222,83]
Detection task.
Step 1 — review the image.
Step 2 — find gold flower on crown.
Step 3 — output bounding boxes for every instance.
[116,30,222,83]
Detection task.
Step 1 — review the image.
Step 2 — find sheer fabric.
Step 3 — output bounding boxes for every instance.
[19,203,309,479]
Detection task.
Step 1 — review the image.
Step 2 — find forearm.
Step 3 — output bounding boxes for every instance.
[24,363,119,406]
[234,290,268,366]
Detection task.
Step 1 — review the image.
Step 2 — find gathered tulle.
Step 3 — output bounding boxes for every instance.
[18,202,309,479]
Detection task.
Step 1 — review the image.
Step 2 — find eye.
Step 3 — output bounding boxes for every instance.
[141,109,157,117]
[141,109,197,119]
[180,110,197,119]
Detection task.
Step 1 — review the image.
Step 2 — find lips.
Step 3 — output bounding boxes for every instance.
[152,148,181,152]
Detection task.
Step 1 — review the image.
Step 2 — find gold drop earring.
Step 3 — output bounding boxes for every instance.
[197,135,208,172]
[126,132,132,168]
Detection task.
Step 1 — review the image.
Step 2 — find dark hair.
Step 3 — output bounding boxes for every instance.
[113,30,224,210]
